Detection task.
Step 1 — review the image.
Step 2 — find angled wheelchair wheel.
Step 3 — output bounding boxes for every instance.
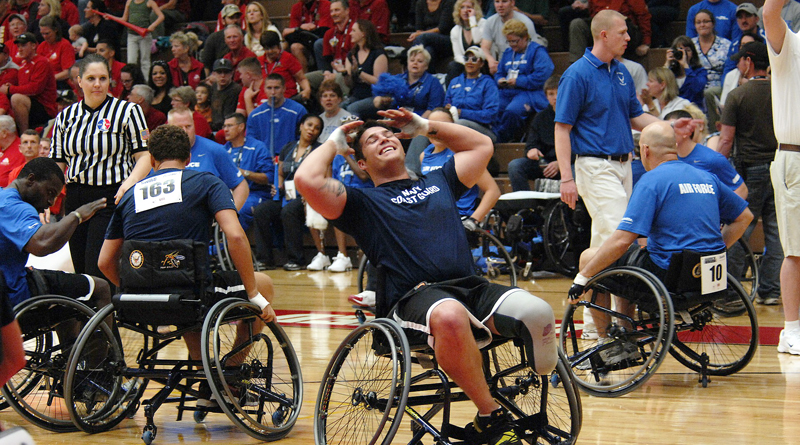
[213,223,235,271]
[472,227,517,287]
[733,238,759,303]
[542,201,581,278]
[314,319,411,445]
[201,298,303,441]
[1,296,97,432]
[487,340,581,444]
[357,254,369,294]
[669,275,758,376]
[64,305,150,433]
[559,267,675,397]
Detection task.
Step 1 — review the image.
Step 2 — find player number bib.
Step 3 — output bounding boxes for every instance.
[134,171,183,213]
[700,252,727,295]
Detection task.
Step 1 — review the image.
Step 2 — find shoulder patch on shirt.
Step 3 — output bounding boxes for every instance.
[140,129,149,140]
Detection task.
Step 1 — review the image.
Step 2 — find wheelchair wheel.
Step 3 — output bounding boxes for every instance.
[472,227,517,287]
[487,340,581,444]
[314,319,411,445]
[734,238,759,303]
[64,305,150,433]
[542,201,580,277]
[357,254,368,293]
[201,298,303,441]
[1,296,97,432]
[559,267,675,397]
[214,223,235,271]
[669,275,758,376]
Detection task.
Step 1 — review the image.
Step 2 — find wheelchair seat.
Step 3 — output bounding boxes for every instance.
[663,249,727,311]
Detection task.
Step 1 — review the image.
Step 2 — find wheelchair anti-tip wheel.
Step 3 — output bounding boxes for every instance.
[201,298,303,441]
[560,267,675,397]
[314,319,411,445]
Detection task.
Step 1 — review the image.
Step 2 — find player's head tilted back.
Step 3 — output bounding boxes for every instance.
[148,124,192,164]
[352,121,400,163]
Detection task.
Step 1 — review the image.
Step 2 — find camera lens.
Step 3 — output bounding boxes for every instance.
[673,49,683,59]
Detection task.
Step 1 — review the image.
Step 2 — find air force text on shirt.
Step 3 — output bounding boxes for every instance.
[391,185,441,205]
[678,182,716,195]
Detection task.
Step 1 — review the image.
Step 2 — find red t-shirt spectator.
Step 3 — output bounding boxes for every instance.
[168,57,205,89]
[0,93,10,114]
[0,62,19,87]
[10,54,58,118]
[143,106,167,130]
[289,0,334,30]
[0,137,25,187]
[323,19,354,62]
[236,83,269,111]
[258,51,302,98]
[193,111,212,139]
[224,46,256,83]
[37,38,75,79]
[109,59,126,98]
[349,0,390,42]
[61,0,80,26]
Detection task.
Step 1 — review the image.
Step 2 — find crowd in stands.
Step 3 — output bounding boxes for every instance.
[0,0,790,277]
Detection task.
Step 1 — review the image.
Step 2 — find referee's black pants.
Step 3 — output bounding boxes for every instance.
[64,183,118,281]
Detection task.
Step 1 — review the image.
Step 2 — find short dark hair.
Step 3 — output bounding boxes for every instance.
[96,39,116,53]
[225,112,247,126]
[237,57,262,76]
[22,129,40,139]
[544,74,560,92]
[149,125,191,162]
[88,0,107,14]
[260,30,281,50]
[18,157,65,185]
[318,79,343,99]
[331,0,348,8]
[352,121,393,161]
[79,53,109,76]
[266,73,285,85]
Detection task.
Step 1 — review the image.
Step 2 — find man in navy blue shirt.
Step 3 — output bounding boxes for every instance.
[168,108,249,211]
[568,121,752,355]
[246,74,308,157]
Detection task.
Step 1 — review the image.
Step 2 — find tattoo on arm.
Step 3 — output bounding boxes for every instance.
[427,128,438,136]
[320,178,346,197]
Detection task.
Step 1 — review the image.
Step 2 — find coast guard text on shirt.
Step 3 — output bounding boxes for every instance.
[391,185,441,204]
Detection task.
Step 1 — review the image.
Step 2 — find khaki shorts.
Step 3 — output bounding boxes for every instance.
[771,150,800,257]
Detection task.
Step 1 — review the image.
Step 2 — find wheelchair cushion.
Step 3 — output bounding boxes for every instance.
[119,239,208,293]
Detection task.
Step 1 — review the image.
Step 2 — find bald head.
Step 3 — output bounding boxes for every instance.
[640,121,678,170]
[591,10,626,39]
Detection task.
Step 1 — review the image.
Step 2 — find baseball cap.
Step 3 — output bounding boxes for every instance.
[731,41,769,66]
[14,32,37,45]
[221,4,242,18]
[8,13,26,26]
[736,3,758,17]
[213,58,233,72]
[464,46,485,61]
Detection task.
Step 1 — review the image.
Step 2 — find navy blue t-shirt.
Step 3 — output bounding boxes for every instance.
[420,145,478,217]
[618,161,748,270]
[106,168,237,243]
[331,158,474,312]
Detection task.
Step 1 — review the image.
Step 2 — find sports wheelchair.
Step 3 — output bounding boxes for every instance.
[559,250,759,397]
[482,191,591,280]
[59,239,302,444]
[317,270,582,445]
[210,222,268,272]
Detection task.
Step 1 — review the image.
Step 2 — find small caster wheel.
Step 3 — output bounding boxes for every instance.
[194,409,208,423]
[701,375,708,388]
[272,405,288,426]
[487,266,500,279]
[355,309,366,324]
[550,373,561,388]
[142,430,154,445]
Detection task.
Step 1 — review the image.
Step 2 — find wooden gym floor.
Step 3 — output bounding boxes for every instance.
[1,267,798,444]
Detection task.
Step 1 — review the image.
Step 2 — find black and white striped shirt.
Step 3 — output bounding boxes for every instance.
[51,95,149,186]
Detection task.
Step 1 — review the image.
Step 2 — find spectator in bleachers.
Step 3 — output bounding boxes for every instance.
[447,0,486,85]
[148,59,173,115]
[69,24,87,58]
[259,30,312,104]
[246,73,308,154]
[66,61,81,97]
[167,31,205,88]
[95,39,125,97]
[0,0,11,29]
[444,45,498,142]
[566,0,651,63]
[82,1,120,59]
[494,19,553,142]
[0,115,25,187]
[6,130,41,184]
[720,31,761,106]
[318,79,351,141]
[195,82,212,124]
[215,0,244,31]
[209,58,241,130]
[349,0,390,43]
[692,9,730,131]
[480,0,543,74]
[618,54,647,103]
[508,74,558,191]
[408,0,456,73]
[639,66,691,119]
[513,0,548,32]
[9,0,38,25]
[169,85,213,139]
[557,0,589,52]
[128,83,166,129]
[31,0,70,43]
[119,63,144,101]
[722,3,760,78]
[243,1,280,58]
[759,0,800,32]
[152,0,189,38]
[686,0,740,43]
[37,14,73,90]
[235,56,267,116]
[60,0,78,25]
[667,35,707,109]
[336,20,387,110]
[646,0,679,48]
[121,0,164,80]
[2,32,57,132]
[223,23,256,83]
[0,43,19,86]
[306,0,351,92]
[4,13,26,62]
[283,0,333,72]
[368,45,445,122]
[201,4,242,76]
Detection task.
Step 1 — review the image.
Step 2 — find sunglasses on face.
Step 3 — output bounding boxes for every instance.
[465,55,481,62]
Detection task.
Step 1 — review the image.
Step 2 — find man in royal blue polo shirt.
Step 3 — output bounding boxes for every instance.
[168,108,249,211]
[246,73,308,155]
